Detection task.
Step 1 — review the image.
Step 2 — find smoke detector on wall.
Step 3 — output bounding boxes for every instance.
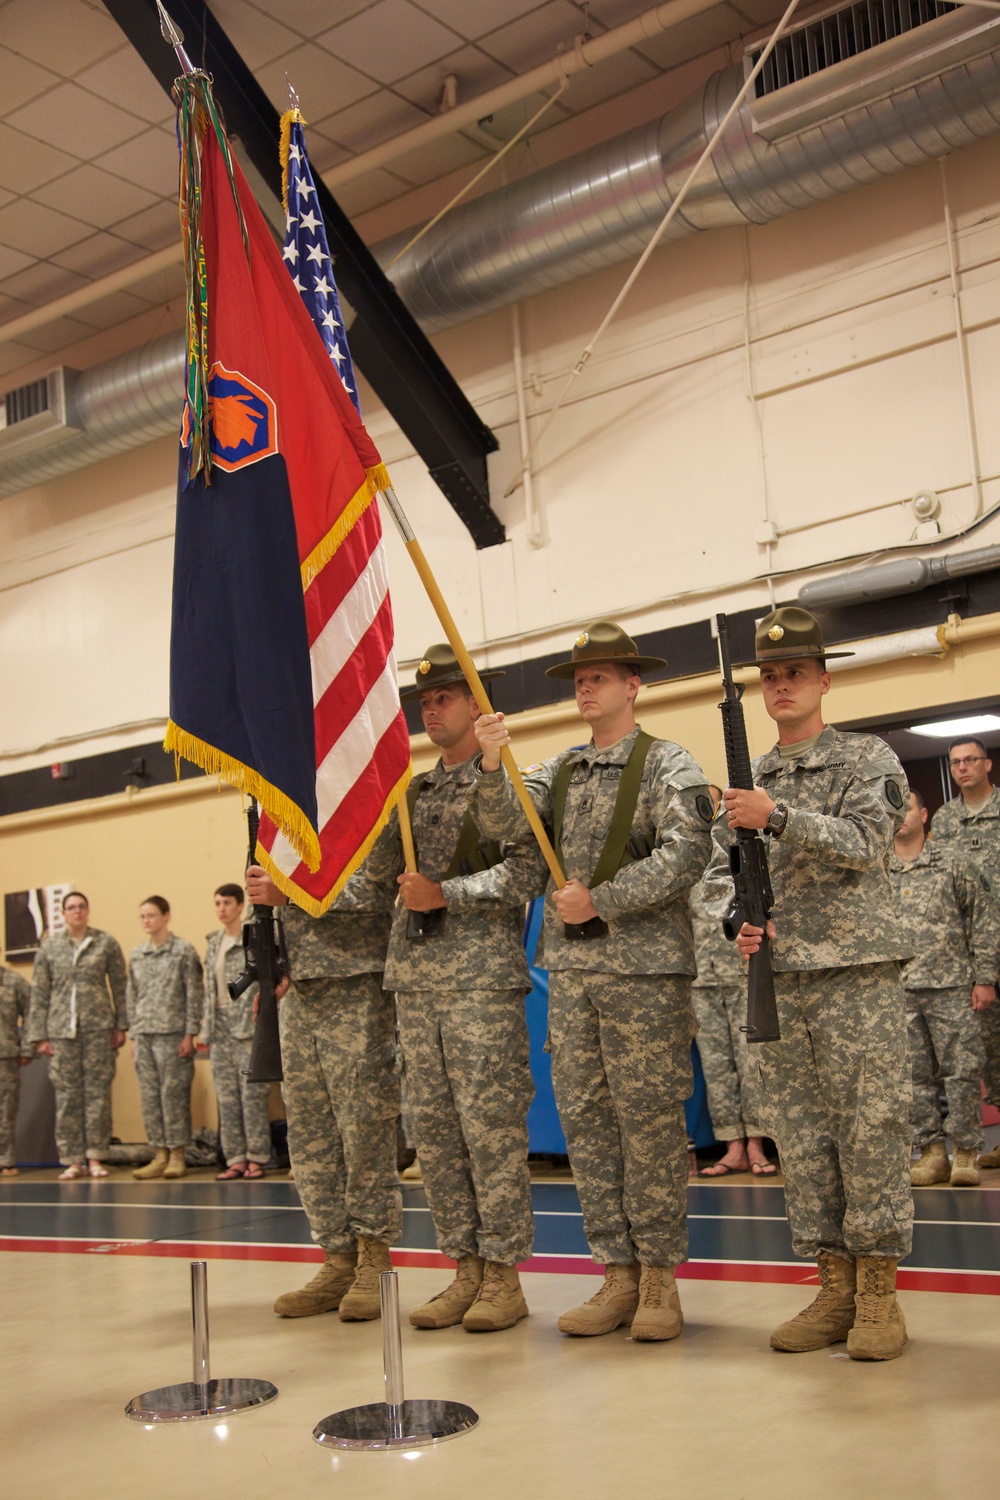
[911,489,941,521]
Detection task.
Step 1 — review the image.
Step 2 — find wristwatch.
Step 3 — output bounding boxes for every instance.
[765,802,788,837]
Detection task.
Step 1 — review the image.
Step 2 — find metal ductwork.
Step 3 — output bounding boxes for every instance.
[798,540,1000,608]
[4,2,1000,498]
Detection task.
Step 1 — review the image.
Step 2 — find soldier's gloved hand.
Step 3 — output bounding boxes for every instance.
[397,872,445,910]
[474,711,509,773]
[552,879,598,924]
[972,984,997,1012]
[735,919,777,959]
[245,864,288,907]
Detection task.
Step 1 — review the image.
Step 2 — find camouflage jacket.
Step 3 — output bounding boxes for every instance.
[704,726,909,971]
[931,785,1000,877]
[361,756,535,992]
[201,928,257,1041]
[0,965,32,1059]
[889,843,1000,989]
[27,927,127,1041]
[690,872,743,988]
[471,726,712,976]
[280,868,394,981]
[126,934,203,1035]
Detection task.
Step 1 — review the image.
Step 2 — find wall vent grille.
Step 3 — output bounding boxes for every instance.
[750,0,959,98]
[2,376,51,430]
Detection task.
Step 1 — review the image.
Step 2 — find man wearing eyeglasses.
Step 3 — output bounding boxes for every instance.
[932,738,1000,1168]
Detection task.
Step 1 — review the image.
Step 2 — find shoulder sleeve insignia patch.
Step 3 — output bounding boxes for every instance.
[885,778,904,810]
[695,793,714,823]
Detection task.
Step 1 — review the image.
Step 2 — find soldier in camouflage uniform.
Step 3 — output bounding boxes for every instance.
[930,739,1000,1168]
[0,964,32,1173]
[358,646,538,1335]
[245,863,401,1323]
[704,607,912,1362]
[473,622,712,1342]
[28,891,127,1179]
[126,897,203,1181]
[202,883,272,1180]
[892,789,998,1186]
[690,801,770,1175]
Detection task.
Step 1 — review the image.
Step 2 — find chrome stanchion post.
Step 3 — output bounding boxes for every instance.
[125,1259,278,1423]
[313,1265,479,1450]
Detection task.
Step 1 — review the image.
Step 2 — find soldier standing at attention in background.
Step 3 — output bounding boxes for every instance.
[690,786,771,1176]
[127,897,203,1182]
[473,622,712,1343]
[28,892,127,1180]
[0,963,32,1175]
[705,608,912,1362]
[202,883,272,1181]
[931,738,1000,1170]
[359,646,538,1335]
[892,789,998,1187]
[245,865,402,1324]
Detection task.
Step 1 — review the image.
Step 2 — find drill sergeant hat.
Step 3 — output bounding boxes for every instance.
[737,606,854,668]
[400,643,505,700]
[545,620,667,680]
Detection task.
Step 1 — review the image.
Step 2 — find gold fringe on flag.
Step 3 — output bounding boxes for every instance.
[299,464,394,591]
[278,107,305,217]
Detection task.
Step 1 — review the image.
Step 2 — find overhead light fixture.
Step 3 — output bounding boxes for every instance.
[906,714,1000,738]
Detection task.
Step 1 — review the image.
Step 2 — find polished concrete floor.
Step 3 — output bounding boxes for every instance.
[1,1165,998,1500]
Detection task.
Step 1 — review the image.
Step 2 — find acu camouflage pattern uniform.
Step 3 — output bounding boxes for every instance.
[705,726,913,1263]
[362,759,537,1267]
[126,935,203,1151]
[890,844,998,1152]
[690,871,763,1142]
[28,927,127,1164]
[472,729,712,1269]
[278,880,401,1254]
[0,966,31,1168]
[202,926,271,1166]
[931,784,1000,1109]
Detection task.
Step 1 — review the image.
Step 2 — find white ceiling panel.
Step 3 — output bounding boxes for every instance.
[0,43,61,114]
[255,41,375,119]
[111,199,183,251]
[251,0,371,38]
[207,0,295,68]
[95,128,179,198]
[479,1,587,73]
[0,244,34,281]
[0,343,42,376]
[389,130,489,187]
[74,45,175,127]
[0,260,87,307]
[392,44,516,112]
[8,313,95,353]
[317,0,463,86]
[0,197,91,257]
[125,261,188,303]
[313,90,430,153]
[7,82,150,158]
[0,124,78,196]
[557,46,659,113]
[50,232,148,279]
[418,0,545,40]
[32,165,162,232]
[69,288,159,330]
[329,164,413,216]
[0,0,121,77]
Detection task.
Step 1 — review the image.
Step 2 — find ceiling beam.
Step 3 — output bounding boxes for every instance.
[103,0,504,549]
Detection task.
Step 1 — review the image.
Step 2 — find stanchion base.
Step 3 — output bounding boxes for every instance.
[313,1398,478,1450]
[125,1377,278,1422]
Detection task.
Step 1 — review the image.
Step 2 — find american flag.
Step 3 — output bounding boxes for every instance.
[281,117,360,415]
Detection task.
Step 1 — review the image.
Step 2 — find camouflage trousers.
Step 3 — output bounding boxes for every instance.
[134,1034,193,1150]
[978,996,1000,1109]
[549,971,694,1268]
[907,987,985,1152]
[691,983,763,1140]
[280,974,401,1253]
[0,1057,20,1166]
[396,987,534,1265]
[210,1029,272,1165]
[49,1032,116,1163]
[755,964,913,1261]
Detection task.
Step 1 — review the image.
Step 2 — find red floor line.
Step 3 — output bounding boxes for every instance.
[2,1236,998,1294]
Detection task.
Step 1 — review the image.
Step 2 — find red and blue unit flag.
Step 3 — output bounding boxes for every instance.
[164,73,410,914]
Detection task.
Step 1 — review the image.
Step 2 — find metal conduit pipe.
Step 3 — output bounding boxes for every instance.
[798,541,1000,609]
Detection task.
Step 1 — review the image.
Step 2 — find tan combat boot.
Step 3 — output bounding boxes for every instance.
[338,1237,392,1321]
[557,1264,640,1336]
[162,1148,187,1179]
[950,1149,981,1187]
[132,1148,169,1181]
[409,1256,484,1328]
[631,1265,683,1342]
[978,1143,1000,1169]
[462,1262,528,1332]
[910,1140,949,1186]
[273,1251,357,1316]
[770,1252,856,1352]
[847,1256,907,1361]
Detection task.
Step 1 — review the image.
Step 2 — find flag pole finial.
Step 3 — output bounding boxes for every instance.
[156,0,196,75]
[286,74,300,112]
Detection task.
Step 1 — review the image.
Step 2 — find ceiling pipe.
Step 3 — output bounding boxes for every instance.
[798,542,1000,610]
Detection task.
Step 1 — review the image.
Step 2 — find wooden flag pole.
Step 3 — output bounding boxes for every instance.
[397,774,417,872]
[380,486,566,890]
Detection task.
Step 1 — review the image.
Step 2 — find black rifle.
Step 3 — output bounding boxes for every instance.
[230,802,289,1081]
[716,614,781,1044]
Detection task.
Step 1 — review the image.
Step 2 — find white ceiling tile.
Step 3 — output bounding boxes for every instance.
[73,46,174,127]
[9,313,95,353]
[317,0,462,86]
[633,10,746,70]
[0,292,32,323]
[413,0,542,40]
[585,0,665,25]
[0,123,77,196]
[0,0,122,77]
[0,343,41,377]
[326,165,412,216]
[389,131,488,187]
[300,135,352,176]
[732,0,794,26]
[209,0,303,67]
[479,1,585,72]
[111,199,182,252]
[0,245,34,281]
[0,43,61,113]
[49,233,148,280]
[0,260,87,307]
[251,0,371,38]
[124,261,188,304]
[472,89,572,145]
[69,289,158,330]
[313,91,430,153]
[95,129,179,199]
[32,165,163,232]
[7,82,149,158]
[256,42,376,119]
[558,48,660,112]
[0,198,91,257]
[0,188,11,211]
[392,44,516,112]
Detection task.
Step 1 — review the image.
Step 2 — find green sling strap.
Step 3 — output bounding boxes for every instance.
[406,774,503,880]
[551,730,657,887]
